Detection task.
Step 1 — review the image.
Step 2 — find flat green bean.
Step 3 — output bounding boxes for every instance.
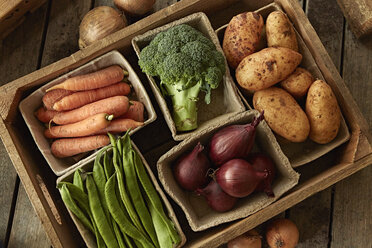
[133,151,180,245]
[121,134,159,247]
[58,182,89,215]
[113,220,127,248]
[93,216,107,248]
[86,175,118,248]
[73,168,84,192]
[105,174,154,248]
[108,133,144,236]
[59,184,94,233]
[103,151,114,179]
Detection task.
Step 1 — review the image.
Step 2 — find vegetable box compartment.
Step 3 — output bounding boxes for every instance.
[157,110,299,231]
[132,12,246,141]
[215,2,350,167]
[57,141,186,248]
[19,50,156,176]
[0,0,371,248]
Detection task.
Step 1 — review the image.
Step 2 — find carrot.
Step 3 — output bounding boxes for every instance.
[35,107,59,123]
[95,118,144,134]
[52,96,130,125]
[121,100,145,122]
[45,113,113,139]
[46,65,125,92]
[42,89,72,110]
[51,135,110,158]
[53,82,131,111]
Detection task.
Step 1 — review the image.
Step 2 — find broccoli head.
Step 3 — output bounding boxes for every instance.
[138,24,226,131]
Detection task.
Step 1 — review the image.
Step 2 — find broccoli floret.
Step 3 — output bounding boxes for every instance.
[138,24,226,131]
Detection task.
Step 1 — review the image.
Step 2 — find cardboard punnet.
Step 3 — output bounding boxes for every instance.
[215,3,350,167]
[132,12,246,141]
[19,50,156,176]
[56,141,186,248]
[157,110,300,231]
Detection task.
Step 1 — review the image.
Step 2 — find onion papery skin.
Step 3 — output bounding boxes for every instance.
[79,6,127,49]
[266,218,299,248]
[216,158,268,198]
[209,112,264,166]
[227,229,262,248]
[114,0,155,16]
[248,153,276,197]
[173,142,211,191]
[196,180,238,212]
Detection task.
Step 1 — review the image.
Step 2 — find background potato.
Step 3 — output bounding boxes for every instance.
[266,11,298,51]
[306,80,341,144]
[253,87,310,142]
[280,67,314,99]
[223,12,264,69]
[236,47,302,91]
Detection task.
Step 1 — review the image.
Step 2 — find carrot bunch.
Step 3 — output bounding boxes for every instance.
[35,65,145,158]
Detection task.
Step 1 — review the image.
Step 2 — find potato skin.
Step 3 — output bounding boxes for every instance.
[266,11,298,51]
[280,67,314,99]
[223,12,264,69]
[236,47,302,91]
[306,80,341,144]
[253,87,310,142]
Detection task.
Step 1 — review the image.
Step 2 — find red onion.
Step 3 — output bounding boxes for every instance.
[209,112,264,165]
[173,142,211,191]
[248,153,276,197]
[216,159,268,198]
[196,180,237,212]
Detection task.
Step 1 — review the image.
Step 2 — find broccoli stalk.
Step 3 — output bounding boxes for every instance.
[138,24,226,132]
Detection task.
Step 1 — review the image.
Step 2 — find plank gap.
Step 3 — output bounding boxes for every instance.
[327,186,336,248]
[90,0,95,10]
[302,0,307,11]
[4,177,20,248]
[339,17,347,77]
[36,0,52,70]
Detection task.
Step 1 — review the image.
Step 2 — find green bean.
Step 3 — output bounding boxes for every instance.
[113,220,127,248]
[108,133,144,236]
[104,174,154,248]
[73,168,84,192]
[121,134,159,247]
[58,182,89,215]
[86,175,118,248]
[59,184,94,233]
[103,151,114,179]
[93,216,107,248]
[145,194,172,248]
[133,151,180,245]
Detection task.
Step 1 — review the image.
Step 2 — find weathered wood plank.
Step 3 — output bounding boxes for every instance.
[288,0,344,247]
[331,21,372,248]
[40,0,91,67]
[0,3,48,246]
[7,185,51,248]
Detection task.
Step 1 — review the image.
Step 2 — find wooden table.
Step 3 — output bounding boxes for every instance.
[0,0,371,247]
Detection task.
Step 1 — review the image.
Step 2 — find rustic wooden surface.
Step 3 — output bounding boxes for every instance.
[0,0,371,247]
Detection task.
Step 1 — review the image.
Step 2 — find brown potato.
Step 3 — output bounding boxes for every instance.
[280,67,314,99]
[266,11,298,51]
[253,87,310,142]
[236,47,302,91]
[223,12,264,69]
[306,80,341,144]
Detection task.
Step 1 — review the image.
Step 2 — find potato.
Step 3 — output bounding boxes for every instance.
[280,67,314,99]
[266,11,298,51]
[223,12,264,69]
[236,47,302,91]
[306,80,341,144]
[253,87,310,142]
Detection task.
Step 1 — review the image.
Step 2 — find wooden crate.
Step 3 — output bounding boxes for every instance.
[0,0,47,40]
[0,0,371,247]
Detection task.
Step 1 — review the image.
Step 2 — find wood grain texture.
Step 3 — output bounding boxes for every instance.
[7,185,51,248]
[40,0,91,67]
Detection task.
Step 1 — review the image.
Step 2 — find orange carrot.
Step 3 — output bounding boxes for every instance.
[51,135,110,158]
[45,113,113,139]
[35,107,59,123]
[46,65,125,92]
[53,82,131,111]
[42,89,72,110]
[52,96,130,125]
[95,118,144,134]
[121,100,145,122]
